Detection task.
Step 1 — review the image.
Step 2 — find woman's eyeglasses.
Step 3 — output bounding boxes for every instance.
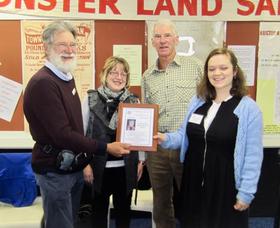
[109,71,128,78]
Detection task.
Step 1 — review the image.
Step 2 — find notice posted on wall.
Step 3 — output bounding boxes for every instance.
[0,75,22,122]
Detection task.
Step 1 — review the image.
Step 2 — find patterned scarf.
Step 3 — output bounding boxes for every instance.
[97,85,131,130]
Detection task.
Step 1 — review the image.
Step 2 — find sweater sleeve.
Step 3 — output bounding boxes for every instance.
[236,103,263,204]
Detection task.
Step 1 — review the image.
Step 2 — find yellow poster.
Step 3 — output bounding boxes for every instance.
[257,22,280,147]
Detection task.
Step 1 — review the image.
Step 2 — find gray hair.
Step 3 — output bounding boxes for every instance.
[152,19,178,36]
[42,20,77,44]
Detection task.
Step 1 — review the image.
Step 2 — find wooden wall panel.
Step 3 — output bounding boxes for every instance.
[226,22,260,100]
[0,21,23,130]
[95,20,147,98]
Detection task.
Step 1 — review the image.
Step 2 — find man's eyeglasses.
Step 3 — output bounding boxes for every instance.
[109,71,128,78]
[53,42,77,49]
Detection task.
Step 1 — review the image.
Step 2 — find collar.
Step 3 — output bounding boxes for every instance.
[212,95,233,104]
[45,60,73,81]
[152,54,181,73]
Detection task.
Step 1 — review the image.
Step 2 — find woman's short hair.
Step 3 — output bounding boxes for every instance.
[197,47,248,101]
[99,56,130,89]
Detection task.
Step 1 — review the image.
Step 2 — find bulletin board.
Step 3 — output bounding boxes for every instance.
[226,21,259,100]
[94,20,146,97]
[0,20,276,148]
[0,20,147,148]
[0,21,23,131]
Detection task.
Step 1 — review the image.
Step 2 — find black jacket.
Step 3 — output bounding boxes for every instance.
[86,90,139,194]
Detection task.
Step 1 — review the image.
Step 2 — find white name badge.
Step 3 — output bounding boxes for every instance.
[189,113,203,124]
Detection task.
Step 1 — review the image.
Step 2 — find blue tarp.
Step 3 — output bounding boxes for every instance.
[0,153,37,207]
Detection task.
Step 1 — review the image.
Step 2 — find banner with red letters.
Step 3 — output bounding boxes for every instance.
[0,0,279,21]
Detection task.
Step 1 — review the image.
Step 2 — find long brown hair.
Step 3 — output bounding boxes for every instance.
[197,47,248,101]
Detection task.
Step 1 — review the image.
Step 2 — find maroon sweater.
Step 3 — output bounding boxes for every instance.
[23,66,106,174]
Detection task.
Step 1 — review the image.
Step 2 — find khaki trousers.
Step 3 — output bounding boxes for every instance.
[147,146,183,228]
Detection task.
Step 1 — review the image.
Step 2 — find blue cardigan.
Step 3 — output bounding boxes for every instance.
[161,95,263,204]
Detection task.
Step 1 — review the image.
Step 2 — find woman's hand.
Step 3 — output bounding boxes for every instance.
[83,164,94,184]
[233,199,249,211]
[137,161,144,181]
[153,132,167,144]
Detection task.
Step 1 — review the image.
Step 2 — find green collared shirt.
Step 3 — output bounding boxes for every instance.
[141,55,203,132]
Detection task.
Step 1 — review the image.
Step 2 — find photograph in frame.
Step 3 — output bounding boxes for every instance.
[116,103,159,152]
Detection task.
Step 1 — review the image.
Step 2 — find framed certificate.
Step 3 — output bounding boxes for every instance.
[116,103,159,152]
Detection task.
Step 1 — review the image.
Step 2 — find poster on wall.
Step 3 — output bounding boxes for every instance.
[113,45,142,86]
[227,45,256,86]
[21,20,95,131]
[256,22,280,141]
[146,21,225,67]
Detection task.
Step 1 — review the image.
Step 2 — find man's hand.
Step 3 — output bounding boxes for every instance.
[153,132,167,144]
[107,142,131,157]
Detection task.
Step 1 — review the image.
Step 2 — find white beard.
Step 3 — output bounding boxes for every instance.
[49,49,77,73]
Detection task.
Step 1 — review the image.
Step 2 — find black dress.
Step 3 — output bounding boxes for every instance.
[180,96,249,228]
